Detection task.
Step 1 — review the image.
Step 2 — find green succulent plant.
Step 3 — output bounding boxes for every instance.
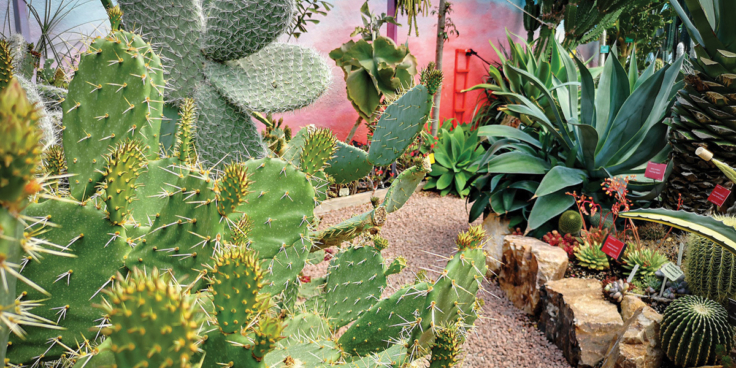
[424,122,485,198]
[661,295,735,367]
[621,247,668,279]
[574,241,610,270]
[468,39,682,233]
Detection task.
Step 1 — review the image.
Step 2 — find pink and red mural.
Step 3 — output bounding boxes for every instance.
[279,0,527,143]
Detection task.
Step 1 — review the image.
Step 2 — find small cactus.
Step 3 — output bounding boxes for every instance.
[603,278,628,303]
[621,247,668,280]
[558,210,583,235]
[574,241,609,270]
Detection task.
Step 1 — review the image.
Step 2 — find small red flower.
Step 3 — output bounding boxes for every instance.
[410,152,415,156]
[299,275,311,283]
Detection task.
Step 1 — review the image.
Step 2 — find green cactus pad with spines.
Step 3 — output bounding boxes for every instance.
[252,315,285,362]
[215,163,251,216]
[174,98,198,165]
[8,201,131,364]
[339,282,430,356]
[62,30,164,200]
[661,295,734,367]
[325,140,373,184]
[200,331,266,368]
[429,325,461,368]
[71,338,116,368]
[204,44,331,113]
[263,338,341,367]
[43,145,66,191]
[382,157,431,214]
[386,256,407,276]
[236,158,315,260]
[300,128,336,176]
[687,234,736,304]
[128,157,179,223]
[100,268,200,368]
[346,344,409,368]
[193,83,265,168]
[282,127,310,164]
[312,207,387,249]
[99,140,145,225]
[0,79,42,205]
[411,227,487,350]
[368,85,431,166]
[209,247,266,334]
[201,0,294,62]
[118,0,204,102]
[0,208,22,363]
[261,237,310,298]
[420,65,444,96]
[324,245,388,328]
[127,167,225,283]
[281,312,331,342]
[0,40,13,90]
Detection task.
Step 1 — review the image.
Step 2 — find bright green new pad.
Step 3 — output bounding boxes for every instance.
[9,201,130,363]
[62,30,164,200]
[325,140,373,184]
[339,282,430,356]
[324,245,387,328]
[194,83,265,168]
[368,85,431,166]
[205,44,331,113]
[237,157,315,259]
[201,0,294,62]
[210,247,265,333]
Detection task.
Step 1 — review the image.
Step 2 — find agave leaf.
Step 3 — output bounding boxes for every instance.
[526,189,575,233]
[484,151,550,175]
[628,46,639,93]
[594,52,630,145]
[570,123,598,173]
[534,166,587,198]
[477,125,541,148]
[619,208,736,255]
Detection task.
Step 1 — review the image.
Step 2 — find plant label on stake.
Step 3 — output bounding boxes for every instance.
[600,45,610,53]
[660,262,684,282]
[601,235,626,261]
[644,161,667,181]
[627,264,640,284]
[708,184,731,207]
[677,241,685,266]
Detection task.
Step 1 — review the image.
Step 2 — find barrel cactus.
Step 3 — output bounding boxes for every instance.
[686,224,736,304]
[660,295,734,367]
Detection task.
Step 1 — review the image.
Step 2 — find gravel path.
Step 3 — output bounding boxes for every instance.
[310,191,571,368]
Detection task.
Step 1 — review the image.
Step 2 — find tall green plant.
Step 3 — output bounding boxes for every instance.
[468,41,683,233]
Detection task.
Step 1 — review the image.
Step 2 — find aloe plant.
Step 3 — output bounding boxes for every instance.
[468,41,683,233]
[424,122,485,198]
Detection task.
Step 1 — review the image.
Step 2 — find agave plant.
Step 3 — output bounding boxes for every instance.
[424,122,485,198]
[468,41,683,233]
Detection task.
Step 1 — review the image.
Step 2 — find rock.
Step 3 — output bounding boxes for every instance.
[539,278,624,368]
[611,296,664,368]
[481,213,510,274]
[498,235,568,315]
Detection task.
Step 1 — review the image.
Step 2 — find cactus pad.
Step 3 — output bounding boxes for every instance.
[429,325,461,368]
[368,85,431,166]
[324,140,372,184]
[264,338,341,367]
[62,30,164,199]
[324,245,388,328]
[215,163,251,216]
[208,246,266,333]
[382,157,431,214]
[99,139,145,225]
[174,98,198,165]
[201,0,294,62]
[0,40,13,90]
[99,267,200,368]
[300,128,336,176]
[313,207,387,249]
[204,44,331,113]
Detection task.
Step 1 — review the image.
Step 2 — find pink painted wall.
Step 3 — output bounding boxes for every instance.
[279,0,527,143]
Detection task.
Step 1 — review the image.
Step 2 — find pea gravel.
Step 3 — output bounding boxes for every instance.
[308,191,571,367]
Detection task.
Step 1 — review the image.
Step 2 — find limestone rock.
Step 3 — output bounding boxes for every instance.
[498,235,568,315]
[612,296,664,368]
[481,213,510,274]
[539,278,624,368]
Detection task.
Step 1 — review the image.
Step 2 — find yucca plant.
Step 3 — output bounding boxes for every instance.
[660,0,736,214]
[468,40,683,233]
[424,121,485,198]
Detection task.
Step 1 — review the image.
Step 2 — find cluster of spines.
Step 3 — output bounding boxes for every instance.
[174,98,198,165]
[300,128,336,175]
[456,225,485,250]
[98,268,200,368]
[215,163,251,216]
[429,324,461,368]
[0,40,13,90]
[98,139,145,225]
[0,79,43,207]
[420,63,444,96]
[107,6,124,31]
[208,246,266,334]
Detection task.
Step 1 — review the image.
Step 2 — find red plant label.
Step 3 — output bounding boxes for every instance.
[644,161,667,181]
[708,184,731,207]
[601,235,626,261]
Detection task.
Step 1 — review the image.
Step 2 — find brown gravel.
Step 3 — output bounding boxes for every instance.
[309,191,571,368]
